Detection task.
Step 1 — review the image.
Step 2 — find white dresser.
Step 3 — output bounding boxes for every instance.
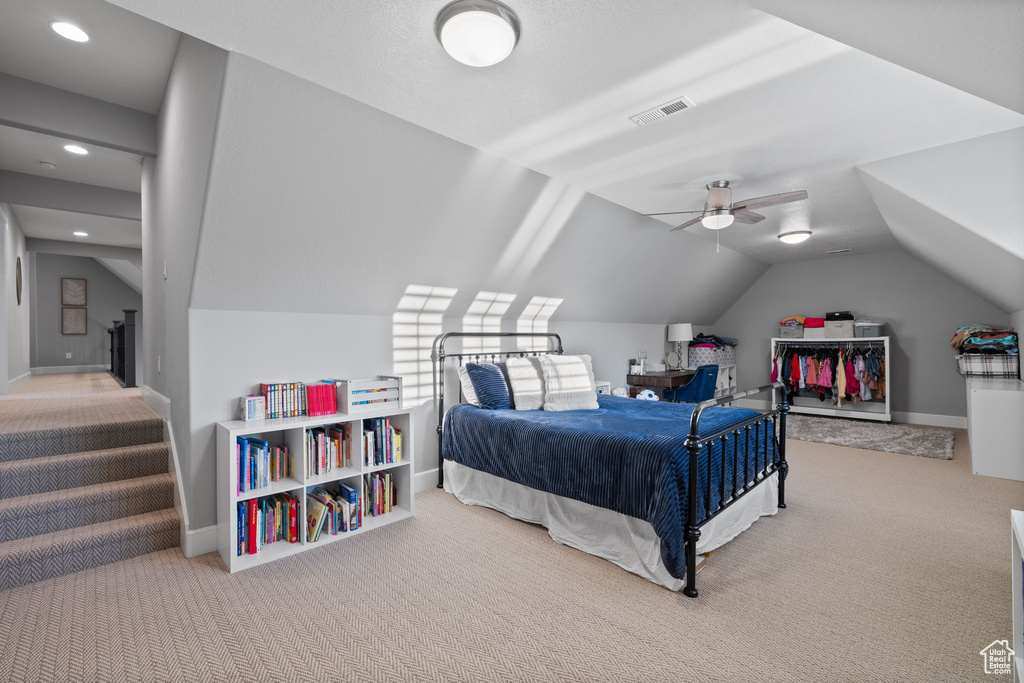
[965,377,1024,481]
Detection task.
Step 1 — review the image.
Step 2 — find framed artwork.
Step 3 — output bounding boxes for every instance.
[62,307,87,335]
[15,257,21,305]
[61,277,87,306]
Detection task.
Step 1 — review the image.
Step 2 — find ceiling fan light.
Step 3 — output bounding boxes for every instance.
[701,209,734,230]
[778,230,812,244]
[436,0,520,67]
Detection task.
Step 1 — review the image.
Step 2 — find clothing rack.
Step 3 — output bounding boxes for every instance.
[770,336,891,422]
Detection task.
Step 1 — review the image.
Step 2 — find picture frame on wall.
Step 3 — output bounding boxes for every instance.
[61,277,87,306]
[62,307,87,335]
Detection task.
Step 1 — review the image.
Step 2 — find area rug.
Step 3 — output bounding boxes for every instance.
[785,414,954,459]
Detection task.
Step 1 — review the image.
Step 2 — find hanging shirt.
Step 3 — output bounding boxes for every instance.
[798,355,807,389]
[805,357,818,386]
[856,356,872,400]
[836,351,846,406]
[845,358,860,395]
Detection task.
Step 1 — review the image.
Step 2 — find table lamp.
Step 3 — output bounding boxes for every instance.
[667,323,693,370]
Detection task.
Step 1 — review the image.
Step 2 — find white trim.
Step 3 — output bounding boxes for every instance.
[185,524,218,557]
[31,364,107,375]
[6,371,31,393]
[735,398,966,429]
[141,384,171,421]
[415,467,439,492]
[892,411,967,430]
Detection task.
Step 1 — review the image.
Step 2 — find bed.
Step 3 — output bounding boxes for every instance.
[432,332,789,597]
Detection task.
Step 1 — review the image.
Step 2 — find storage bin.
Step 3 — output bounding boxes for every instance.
[803,326,825,340]
[957,354,1020,379]
[854,320,885,338]
[688,346,736,366]
[779,325,803,339]
[825,320,854,338]
[336,375,403,413]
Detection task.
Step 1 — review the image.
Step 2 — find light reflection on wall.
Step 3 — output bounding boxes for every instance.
[392,284,457,406]
[463,291,517,355]
[517,296,563,351]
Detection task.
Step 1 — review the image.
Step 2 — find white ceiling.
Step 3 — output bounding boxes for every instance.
[11,204,142,248]
[0,0,179,115]
[102,0,1024,264]
[0,125,143,193]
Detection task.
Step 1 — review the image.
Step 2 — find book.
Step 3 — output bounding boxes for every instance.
[237,501,245,555]
[306,494,329,542]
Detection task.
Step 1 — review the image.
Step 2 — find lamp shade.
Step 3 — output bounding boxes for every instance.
[667,323,693,342]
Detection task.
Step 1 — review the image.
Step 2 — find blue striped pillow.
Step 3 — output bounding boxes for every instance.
[465,363,513,410]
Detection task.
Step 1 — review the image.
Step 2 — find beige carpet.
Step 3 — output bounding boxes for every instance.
[0,429,1021,682]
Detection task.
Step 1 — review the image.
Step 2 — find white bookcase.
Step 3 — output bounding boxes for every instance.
[1013,510,1023,681]
[216,405,413,572]
[770,336,891,422]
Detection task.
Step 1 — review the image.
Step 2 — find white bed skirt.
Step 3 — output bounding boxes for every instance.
[443,460,779,591]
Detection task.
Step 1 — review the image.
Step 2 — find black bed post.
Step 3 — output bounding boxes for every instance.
[777,388,789,509]
[433,339,447,490]
[683,430,702,598]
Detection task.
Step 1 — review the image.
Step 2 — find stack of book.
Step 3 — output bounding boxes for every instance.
[236,436,292,493]
[306,382,338,417]
[304,423,353,476]
[259,382,307,419]
[306,483,361,541]
[362,417,403,466]
[364,471,395,517]
[236,493,299,556]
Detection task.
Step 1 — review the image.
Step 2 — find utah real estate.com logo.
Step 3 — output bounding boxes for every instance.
[979,640,1014,675]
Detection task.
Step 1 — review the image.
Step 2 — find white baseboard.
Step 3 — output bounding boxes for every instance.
[31,364,107,375]
[414,468,439,492]
[141,384,171,421]
[184,524,218,558]
[734,398,966,429]
[6,372,31,393]
[892,411,967,429]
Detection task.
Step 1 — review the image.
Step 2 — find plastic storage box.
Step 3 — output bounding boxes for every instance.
[854,320,884,337]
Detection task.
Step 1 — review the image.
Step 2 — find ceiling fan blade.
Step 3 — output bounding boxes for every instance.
[732,209,765,224]
[644,209,704,216]
[732,190,808,211]
[669,216,704,232]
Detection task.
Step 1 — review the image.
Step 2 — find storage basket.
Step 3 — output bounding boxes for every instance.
[688,346,736,367]
[825,320,854,338]
[803,326,825,340]
[956,354,1020,379]
[854,320,885,338]
[336,375,403,413]
[778,324,803,339]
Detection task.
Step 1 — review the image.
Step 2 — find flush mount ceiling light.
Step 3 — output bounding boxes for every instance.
[436,0,520,67]
[63,144,88,155]
[39,161,57,170]
[73,231,88,237]
[778,230,813,244]
[50,21,89,42]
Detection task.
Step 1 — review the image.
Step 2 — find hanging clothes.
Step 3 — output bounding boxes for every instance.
[836,350,846,406]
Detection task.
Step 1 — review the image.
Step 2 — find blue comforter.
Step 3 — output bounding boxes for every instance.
[443,394,779,578]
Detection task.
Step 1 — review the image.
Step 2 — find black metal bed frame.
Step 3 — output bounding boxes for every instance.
[431,331,788,598]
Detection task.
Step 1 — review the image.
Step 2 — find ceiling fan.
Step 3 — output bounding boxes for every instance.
[646,180,808,231]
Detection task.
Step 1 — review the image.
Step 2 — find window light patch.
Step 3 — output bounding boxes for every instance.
[463,291,517,355]
[392,284,457,406]
[517,296,563,351]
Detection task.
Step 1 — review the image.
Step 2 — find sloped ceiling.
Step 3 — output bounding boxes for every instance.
[857,127,1024,314]
[95,257,142,293]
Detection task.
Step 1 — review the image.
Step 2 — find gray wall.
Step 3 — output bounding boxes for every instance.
[29,253,142,377]
[141,35,227,514]
[712,249,1010,419]
[1,204,31,392]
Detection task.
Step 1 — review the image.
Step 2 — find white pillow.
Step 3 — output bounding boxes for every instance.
[505,357,545,410]
[538,354,599,411]
[457,366,480,406]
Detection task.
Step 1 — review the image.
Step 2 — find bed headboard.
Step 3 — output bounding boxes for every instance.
[431,331,563,488]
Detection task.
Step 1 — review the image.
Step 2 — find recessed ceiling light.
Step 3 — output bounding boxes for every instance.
[39,161,57,170]
[50,21,89,42]
[778,230,812,244]
[436,0,520,67]
[73,231,88,237]
[63,144,88,155]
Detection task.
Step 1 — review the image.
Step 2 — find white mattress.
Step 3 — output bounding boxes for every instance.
[443,459,779,591]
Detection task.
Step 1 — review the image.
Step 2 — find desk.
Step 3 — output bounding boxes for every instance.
[626,370,694,397]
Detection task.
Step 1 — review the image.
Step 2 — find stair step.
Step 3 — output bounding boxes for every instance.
[0,417,165,462]
[0,473,174,543]
[0,443,169,499]
[0,508,179,591]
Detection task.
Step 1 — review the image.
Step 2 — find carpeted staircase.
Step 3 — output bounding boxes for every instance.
[0,415,179,590]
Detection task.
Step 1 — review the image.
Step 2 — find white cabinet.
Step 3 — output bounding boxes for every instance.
[1012,510,1023,681]
[966,378,1024,482]
[714,365,737,398]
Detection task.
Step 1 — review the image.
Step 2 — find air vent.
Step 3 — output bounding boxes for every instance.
[825,248,852,254]
[629,96,695,127]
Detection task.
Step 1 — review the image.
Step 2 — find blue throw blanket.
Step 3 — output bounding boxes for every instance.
[443,394,779,578]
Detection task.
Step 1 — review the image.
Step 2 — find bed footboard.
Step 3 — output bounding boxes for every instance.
[683,382,788,598]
